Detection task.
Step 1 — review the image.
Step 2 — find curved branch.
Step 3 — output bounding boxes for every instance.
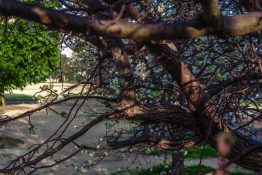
[0,0,261,40]
[110,104,196,128]
[147,42,262,171]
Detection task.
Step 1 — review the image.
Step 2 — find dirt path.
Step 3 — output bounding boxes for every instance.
[0,103,254,175]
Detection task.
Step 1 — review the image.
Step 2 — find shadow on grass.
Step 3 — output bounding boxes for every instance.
[5,94,36,104]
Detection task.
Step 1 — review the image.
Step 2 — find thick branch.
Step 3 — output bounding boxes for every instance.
[110,104,196,128]
[223,11,262,36]
[200,0,221,28]
[0,0,262,40]
[147,42,262,172]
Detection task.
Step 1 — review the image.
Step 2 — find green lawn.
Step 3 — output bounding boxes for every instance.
[183,144,217,159]
[144,144,217,159]
[112,164,255,175]
[5,94,35,101]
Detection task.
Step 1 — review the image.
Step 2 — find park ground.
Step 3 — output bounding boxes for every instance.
[0,83,256,175]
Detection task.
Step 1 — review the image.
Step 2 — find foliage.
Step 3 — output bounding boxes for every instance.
[0,19,59,91]
[53,54,87,83]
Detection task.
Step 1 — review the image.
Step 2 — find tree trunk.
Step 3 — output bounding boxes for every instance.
[171,151,184,175]
[0,90,5,106]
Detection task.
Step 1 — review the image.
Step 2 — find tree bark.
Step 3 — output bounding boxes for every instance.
[0,90,5,106]
[1,0,262,40]
[171,151,184,175]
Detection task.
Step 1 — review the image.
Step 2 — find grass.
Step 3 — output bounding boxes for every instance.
[144,144,218,159]
[112,164,255,175]
[183,144,217,159]
[5,94,35,101]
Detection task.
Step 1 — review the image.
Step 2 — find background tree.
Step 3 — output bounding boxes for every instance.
[53,53,92,83]
[0,18,60,105]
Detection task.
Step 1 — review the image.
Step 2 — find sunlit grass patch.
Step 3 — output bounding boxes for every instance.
[183,144,217,159]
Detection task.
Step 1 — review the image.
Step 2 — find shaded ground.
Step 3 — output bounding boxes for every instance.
[0,84,256,174]
[0,103,254,175]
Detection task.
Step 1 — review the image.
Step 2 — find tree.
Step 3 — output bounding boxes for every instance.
[0,18,60,105]
[52,54,90,83]
[0,0,261,174]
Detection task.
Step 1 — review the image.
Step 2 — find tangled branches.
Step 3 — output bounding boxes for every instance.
[0,0,261,174]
